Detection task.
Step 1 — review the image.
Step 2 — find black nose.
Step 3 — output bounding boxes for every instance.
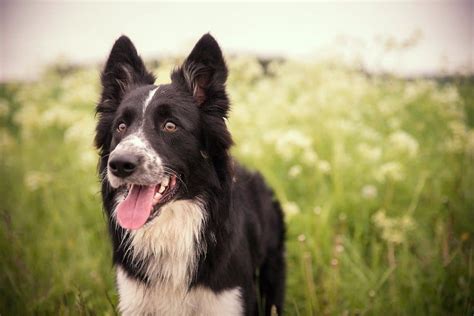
[108,153,139,178]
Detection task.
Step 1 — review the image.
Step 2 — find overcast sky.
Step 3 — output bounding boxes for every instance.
[1,1,472,81]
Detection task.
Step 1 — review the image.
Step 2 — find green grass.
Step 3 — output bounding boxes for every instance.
[1,58,473,315]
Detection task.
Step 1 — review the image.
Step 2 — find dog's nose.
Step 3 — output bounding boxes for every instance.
[108,153,139,178]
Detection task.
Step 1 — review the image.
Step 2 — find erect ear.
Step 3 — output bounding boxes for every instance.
[95,35,155,152]
[99,35,155,110]
[172,34,228,110]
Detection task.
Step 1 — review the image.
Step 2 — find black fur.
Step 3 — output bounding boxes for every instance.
[95,34,285,315]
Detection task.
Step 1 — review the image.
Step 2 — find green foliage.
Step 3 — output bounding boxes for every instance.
[0,59,473,315]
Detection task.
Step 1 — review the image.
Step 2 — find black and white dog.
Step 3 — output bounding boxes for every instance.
[95,34,285,315]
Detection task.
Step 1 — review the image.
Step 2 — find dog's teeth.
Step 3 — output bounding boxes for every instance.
[153,192,162,204]
[162,177,169,187]
[158,184,165,193]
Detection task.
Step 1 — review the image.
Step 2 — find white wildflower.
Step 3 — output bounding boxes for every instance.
[302,150,318,164]
[283,201,300,218]
[274,129,312,161]
[388,130,419,158]
[25,171,53,191]
[375,161,404,182]
[444,121,468,153]
[360,127,382,142]
[288,165,302,178]
[297,234,306,242]
[318,160,331,174]
[357,143,382,162]
[239,143,253,156]
[372,209,415,244]
[40,105,81,128]
[361,185,378,199]
[313,206,322,215]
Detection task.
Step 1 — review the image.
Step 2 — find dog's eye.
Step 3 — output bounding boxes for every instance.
[117,122,127,133]
[163,121,177,132]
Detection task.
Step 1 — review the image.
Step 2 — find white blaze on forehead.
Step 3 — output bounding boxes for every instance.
[115,134,149,152]
[143,87,158,115]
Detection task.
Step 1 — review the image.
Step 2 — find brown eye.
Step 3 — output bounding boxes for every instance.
[163,121,177,132]
[117,122,127,133]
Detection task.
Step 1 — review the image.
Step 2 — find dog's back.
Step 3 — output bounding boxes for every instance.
[232,165,286,314]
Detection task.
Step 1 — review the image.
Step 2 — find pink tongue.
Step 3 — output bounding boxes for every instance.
[116,185,155,230]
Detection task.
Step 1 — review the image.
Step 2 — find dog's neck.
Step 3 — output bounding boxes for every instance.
[122,198,207,289]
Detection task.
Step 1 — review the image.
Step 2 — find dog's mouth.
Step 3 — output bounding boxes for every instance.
[115,175,179,230]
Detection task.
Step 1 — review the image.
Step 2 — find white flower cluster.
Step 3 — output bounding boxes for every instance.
[388,130,419,158]
[372,209,415,244]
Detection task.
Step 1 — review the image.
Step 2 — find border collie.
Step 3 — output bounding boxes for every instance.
[95,34,285,315]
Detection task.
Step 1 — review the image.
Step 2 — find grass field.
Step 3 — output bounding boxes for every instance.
[1,57,473,315]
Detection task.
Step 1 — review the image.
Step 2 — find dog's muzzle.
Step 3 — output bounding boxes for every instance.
[109,152,140,178]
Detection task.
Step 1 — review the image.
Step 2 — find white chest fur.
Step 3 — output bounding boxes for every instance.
[117,266,242,316]
[124,199,206,288]
[115,199,243,315]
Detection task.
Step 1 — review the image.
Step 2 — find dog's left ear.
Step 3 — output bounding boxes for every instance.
[172,34,228,114]
[173,34,233,179]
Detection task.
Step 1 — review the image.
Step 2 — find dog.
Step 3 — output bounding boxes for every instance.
[94,34,285,315]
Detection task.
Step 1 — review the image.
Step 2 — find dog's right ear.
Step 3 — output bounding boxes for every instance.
[95,36,155,152]
[99,35,155,110]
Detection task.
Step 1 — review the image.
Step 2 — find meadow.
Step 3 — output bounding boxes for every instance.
[0,56,473,315]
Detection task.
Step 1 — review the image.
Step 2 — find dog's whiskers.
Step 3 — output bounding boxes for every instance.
[100,168,110,189]
[162,166,188,193]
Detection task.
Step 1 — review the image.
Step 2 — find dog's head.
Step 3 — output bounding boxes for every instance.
[95,34,232,230]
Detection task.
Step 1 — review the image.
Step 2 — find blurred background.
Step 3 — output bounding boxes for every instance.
[1,1,473,80]
[1,1,473,315]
